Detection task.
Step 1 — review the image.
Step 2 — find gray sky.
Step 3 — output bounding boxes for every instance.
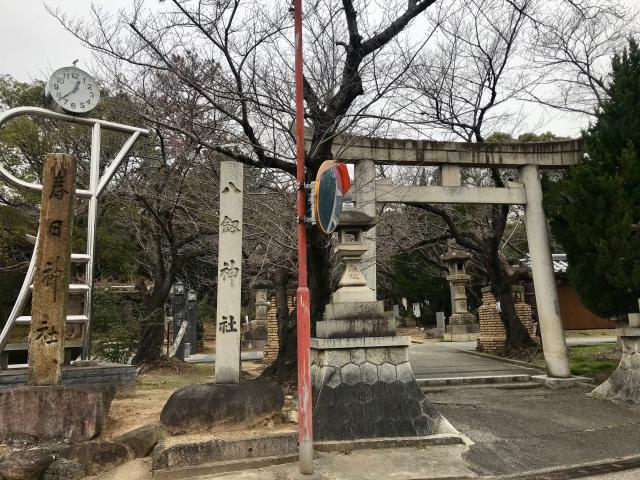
[0,0,635,137]
[0,0,142,82]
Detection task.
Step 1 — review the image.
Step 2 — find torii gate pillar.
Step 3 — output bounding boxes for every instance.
[520,164,571,378]
[354,159,377,297]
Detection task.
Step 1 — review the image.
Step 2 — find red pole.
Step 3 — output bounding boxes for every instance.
[294,0,314,474]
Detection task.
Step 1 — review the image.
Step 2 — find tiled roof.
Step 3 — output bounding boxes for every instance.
[519,253,568,273]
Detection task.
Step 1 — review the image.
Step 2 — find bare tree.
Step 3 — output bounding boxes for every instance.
[397,0,538,349]
[50,0,443,370]
[528,0,637,115]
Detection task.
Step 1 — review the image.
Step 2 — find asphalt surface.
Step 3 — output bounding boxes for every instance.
[409,341,541,381]
[431,384,640,477]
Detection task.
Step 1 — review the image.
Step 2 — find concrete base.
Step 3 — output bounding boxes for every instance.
[444,323,479,342]
[444,332,480,342]
[310,336,449,441]
[0,363,136,392]
[531,375,591,389]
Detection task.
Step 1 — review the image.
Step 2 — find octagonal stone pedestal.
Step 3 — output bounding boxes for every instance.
[590,326,640,406]
[311,336,451,441]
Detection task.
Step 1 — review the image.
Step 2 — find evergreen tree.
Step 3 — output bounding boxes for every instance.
[545,38,640,317]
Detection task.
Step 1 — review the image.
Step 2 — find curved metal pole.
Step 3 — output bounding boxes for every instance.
[0,237,37,352]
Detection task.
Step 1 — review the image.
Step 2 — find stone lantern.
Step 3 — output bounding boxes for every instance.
[310,206,445,441]
[316,208,392,338]
[440,242,479,341]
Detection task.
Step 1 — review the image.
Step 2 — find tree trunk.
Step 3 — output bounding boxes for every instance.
[485,254,535,350]
[260,267,297,383]
[132,298,166,364]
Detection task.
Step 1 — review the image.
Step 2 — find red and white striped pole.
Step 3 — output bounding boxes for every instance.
[293,0,314,474]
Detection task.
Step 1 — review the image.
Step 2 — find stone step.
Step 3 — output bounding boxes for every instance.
[416,373,532,388]
[422,381,543,393]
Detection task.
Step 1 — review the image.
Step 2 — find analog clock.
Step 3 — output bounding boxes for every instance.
[45,66,100,115]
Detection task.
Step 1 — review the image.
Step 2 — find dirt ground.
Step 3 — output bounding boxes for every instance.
[102,359,294,440]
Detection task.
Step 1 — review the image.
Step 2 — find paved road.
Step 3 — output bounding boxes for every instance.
[185,351,263,363]
[431,384,640,477]
[409,341,541,381]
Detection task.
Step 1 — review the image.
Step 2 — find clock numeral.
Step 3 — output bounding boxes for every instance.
[56,77,64,84]
[89,92,95,98]
[53,84,59,91]
[80,103,85,109]
[87,84,92,90]
[87,99,91,105]
[63,99,68,105]
[72,73,79,79]
[71,103,77,109]
[56,92,62,99]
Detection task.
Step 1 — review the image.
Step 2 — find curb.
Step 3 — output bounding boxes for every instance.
[416,374,532,387]
[154,454,298,479]
[152,434,466,479]
[456,349,546,372]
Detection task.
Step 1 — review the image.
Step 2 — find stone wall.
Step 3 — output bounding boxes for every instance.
[477,285,539,353]
[477,288,506,353]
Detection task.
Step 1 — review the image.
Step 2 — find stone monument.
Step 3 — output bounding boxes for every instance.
[28,154,76,385]
[215,160,243,384]
[440,242,479,341]
[311,208,452,440]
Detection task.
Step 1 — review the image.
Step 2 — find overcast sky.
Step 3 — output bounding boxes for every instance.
[0,1,635,138]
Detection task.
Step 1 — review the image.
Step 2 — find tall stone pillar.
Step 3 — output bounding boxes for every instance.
[354,159,376,298]
[520,164,570,378]
[28,154,76,386]
[215,160,243,384]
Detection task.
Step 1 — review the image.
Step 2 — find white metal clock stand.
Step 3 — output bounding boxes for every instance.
[0,106,149,365]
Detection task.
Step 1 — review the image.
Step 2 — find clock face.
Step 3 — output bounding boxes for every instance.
[46,67,100,114]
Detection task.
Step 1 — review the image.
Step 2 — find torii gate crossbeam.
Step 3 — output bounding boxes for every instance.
[324,133,583,379]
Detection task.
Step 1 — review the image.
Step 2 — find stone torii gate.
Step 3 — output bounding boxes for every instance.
[324,134,584,379]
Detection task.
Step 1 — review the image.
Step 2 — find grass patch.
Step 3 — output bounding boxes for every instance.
[530,343,621,381]
[138,363,213,390]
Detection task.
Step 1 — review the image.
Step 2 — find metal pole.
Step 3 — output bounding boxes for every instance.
[294,0,314,473]
[82,123,101,359]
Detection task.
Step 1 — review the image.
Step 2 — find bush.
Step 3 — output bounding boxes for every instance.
[92,290,142,364]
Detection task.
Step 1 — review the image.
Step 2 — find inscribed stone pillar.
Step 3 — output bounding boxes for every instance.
[354,159,377,296]
[215,160,243,384]
[520,164,570,378]
[28,154,76,386]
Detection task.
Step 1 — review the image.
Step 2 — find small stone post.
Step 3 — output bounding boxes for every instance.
[172,281,186,360]
[186,290,199,355]
[28,154,76,386]
[215,160,243,384]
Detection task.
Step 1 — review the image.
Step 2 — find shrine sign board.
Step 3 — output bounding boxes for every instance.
[28,154,76,386]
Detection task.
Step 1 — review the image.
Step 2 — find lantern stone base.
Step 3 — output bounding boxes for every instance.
[444,313,479,341]
[590,329,640,406]
[310,336,452,441]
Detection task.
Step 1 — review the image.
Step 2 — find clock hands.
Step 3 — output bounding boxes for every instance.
[59,80,81,100]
